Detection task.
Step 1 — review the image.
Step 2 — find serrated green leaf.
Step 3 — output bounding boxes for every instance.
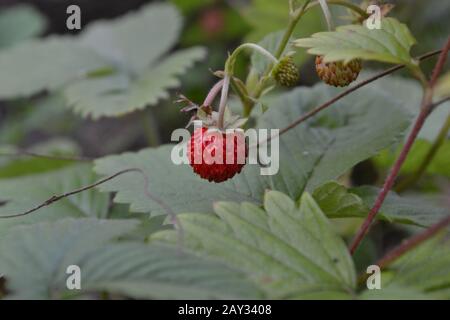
[93,82,411,216]
[0,164,109,236]
[0,218,261,299]
[312,181,368,218]
[64,47,206,119]
[152,191,356,298]
[0,37,109,99]
[0,3,206,119]
[295,18,417,67]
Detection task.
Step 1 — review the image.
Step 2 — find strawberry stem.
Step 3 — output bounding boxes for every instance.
[225,43,278,75]
[317,0,334,31]
[217,74,231,130]
[203,79,224,106]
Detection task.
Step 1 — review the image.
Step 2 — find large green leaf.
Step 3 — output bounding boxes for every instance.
[0,164,109,236]
[79,3,181,74]
[313,181,449,226]
[94,82,411,216]
[0,3,206,119]
[152,191,356,298]
[351,186,449,227]
[64,47,206,119]
[362,73,450,141]
[0,37,108,99]
[295,18,417,67]
[0,4,46,48]
[0,218,262,299]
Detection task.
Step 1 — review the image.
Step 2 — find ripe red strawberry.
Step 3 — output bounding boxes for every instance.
[187,127,247,183]
[315,55,362,87]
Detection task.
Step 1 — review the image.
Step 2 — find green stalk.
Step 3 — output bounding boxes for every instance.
[251,0,312,100]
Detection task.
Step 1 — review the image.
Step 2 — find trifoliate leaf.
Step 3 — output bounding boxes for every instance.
[152,191,356,298]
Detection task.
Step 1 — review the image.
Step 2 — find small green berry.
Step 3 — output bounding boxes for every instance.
[273,56,300,87]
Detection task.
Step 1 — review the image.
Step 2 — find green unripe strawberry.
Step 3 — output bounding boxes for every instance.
[273,56,300,87]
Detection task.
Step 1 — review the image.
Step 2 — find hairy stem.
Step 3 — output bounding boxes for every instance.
[229,76,253,116]
[396,113,450,193]
[203,79,224,106]
[349,37,450,255]
[217,74,231,129]
[251,0,311,100]
[226,43,278,75]
[317,0,334,30]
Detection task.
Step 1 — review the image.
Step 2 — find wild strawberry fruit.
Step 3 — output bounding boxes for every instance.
[315,55,362,87]
[187,127,247,183]
[273,56,300,87]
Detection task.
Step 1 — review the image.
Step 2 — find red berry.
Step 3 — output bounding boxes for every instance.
[187,127,247,183]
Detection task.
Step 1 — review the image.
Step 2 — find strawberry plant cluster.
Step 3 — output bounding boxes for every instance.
[0,0,449,300]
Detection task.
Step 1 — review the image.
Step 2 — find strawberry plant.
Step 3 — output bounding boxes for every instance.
[0,0,449,301]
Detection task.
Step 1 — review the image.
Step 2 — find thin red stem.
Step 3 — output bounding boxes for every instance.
[349,93,431,254]
[376,215,450,270]
[349,37,450,255]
